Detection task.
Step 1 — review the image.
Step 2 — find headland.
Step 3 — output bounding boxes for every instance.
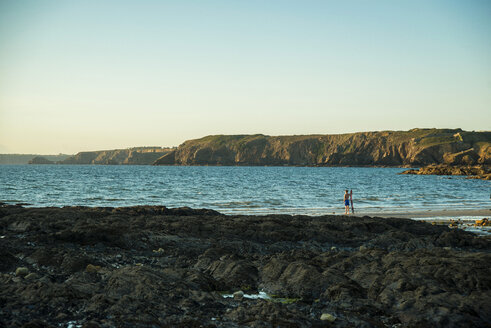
[7,128,489,167]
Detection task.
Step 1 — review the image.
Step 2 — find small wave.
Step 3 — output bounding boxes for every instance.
[214,201,260,208]
[218,207,337,216]
[86,196,104,200]
[363,197,381,201]
[263,199,283,206]
[0,199,23,203]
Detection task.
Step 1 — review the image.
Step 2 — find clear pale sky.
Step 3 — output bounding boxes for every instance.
[1,0,490,154]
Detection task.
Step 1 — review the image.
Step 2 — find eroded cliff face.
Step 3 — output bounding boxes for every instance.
[154,129,491,166]
[59,147,174,165]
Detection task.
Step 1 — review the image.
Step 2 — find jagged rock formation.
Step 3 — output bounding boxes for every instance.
[154,129,491,166]
[59,147,175,165]
[27,156,55,164]
[401,164,491,180]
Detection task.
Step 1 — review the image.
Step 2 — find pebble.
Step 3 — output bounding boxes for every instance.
[86,264,102,273]
[15,267,29,277]
[359,245,367,251]
[233,290,244,300]
[320,313,336,322]
[39,276,51,284]
[24,257,36,265]
[24,273,38,280]
[56,312,68,320]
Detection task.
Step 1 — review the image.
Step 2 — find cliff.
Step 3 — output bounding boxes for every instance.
[153,129,491,167]
[59,147,175,165]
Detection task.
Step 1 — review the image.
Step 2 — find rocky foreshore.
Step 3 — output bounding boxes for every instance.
[400,164,491,180]
[1,205,490,327]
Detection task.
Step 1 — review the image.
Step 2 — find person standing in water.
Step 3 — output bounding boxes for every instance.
[344,190,350,215]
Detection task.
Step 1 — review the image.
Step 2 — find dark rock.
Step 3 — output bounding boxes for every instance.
[0,249,19,272]
[61,254,92,273]
[204,255,258,290]
[400,164,490,180]
[21,319,54,328]
[0,205,489,327]
[261,260,329,300]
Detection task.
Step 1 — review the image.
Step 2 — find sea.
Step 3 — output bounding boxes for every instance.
[0,165,489,217]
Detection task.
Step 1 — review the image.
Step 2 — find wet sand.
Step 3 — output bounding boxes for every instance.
[356,208,491,219]
[1,205,490,327]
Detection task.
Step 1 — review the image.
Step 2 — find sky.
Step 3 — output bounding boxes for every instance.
[0,0,490,154]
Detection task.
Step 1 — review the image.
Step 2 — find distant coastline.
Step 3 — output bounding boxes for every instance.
[2,128,490,167]
[0,154,70,165]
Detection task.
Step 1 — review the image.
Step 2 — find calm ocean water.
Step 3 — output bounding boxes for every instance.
[0,165,489,216]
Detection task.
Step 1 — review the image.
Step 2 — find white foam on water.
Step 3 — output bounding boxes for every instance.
[222,291,271,300]
[61,321,82,328]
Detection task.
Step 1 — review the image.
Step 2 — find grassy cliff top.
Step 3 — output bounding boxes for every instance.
[181,129,490,148]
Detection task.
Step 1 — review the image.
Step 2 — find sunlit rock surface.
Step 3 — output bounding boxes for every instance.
[154,129,491,166]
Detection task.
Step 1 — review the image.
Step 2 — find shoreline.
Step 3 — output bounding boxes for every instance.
[4,202,491,219]
[354,208,491,219]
